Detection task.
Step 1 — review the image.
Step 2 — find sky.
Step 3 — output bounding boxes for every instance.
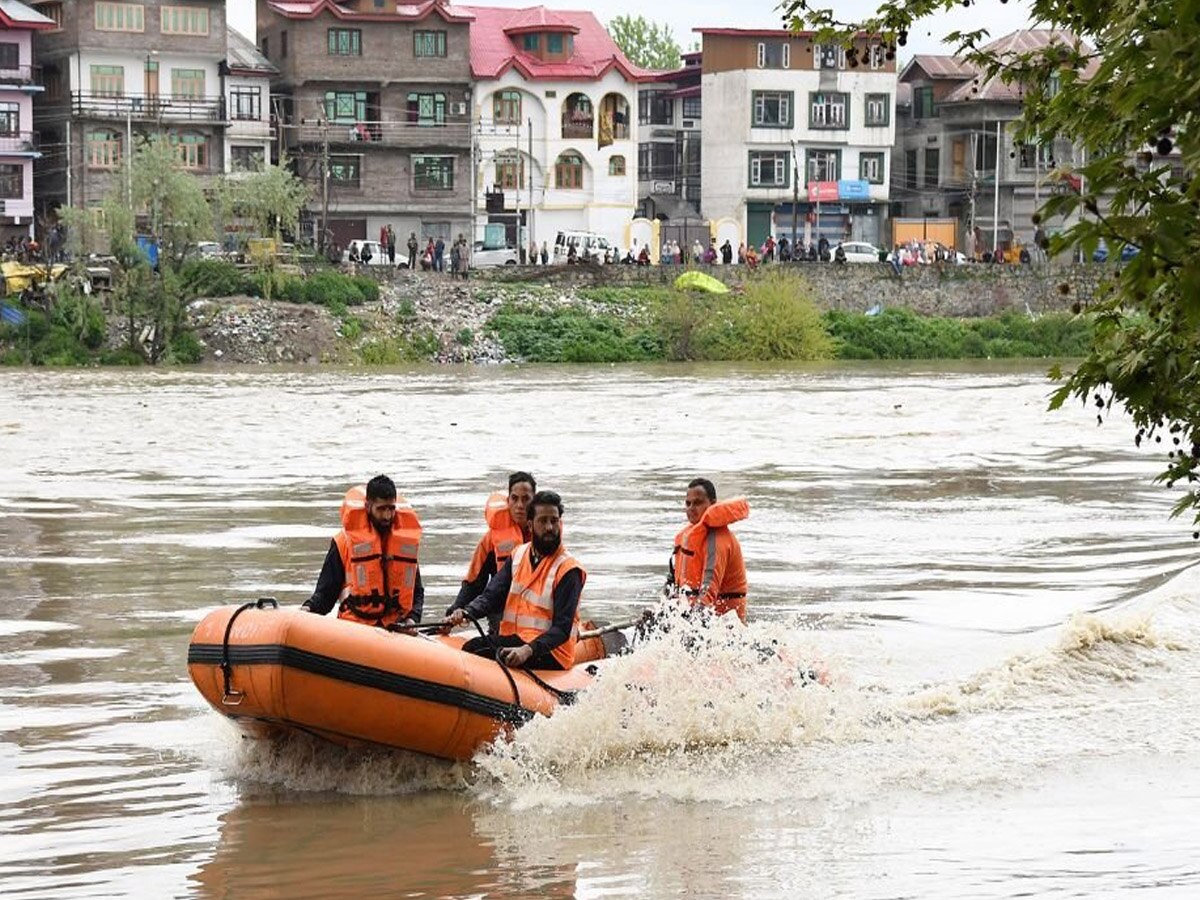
[228,0,1038,61]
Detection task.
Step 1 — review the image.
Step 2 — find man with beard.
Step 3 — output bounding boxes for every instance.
[301,475,424,629]
[445,472,536,631]
[445,490,584,669]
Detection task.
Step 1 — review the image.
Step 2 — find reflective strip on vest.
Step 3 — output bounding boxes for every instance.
[352,541,374,556]
[701,529,718,593]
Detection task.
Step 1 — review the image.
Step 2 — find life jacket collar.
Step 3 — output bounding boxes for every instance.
[700,497,749,529]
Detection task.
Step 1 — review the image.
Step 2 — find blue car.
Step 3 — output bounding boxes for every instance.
[1093,241,1139,263]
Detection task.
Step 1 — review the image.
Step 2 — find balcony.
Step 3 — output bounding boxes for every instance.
[71,91,225,123]
[0,65,42,88]
[292,119,470,149]
[0,132,40,155]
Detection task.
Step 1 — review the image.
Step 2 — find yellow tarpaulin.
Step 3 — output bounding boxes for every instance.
[2,261,68,296]
[673,271,730,294]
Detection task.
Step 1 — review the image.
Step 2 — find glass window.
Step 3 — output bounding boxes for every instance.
[171,69,205,99]
[860,152,885,184]
[161,6,209,36]
[95,3,144,32]
[547,33,564,54]
[810,92,848,129]
[756,42,790,68]
[171,133,207,169]
[608,155,625,176]
[924,148,940,187]
[555,152,583,189]
[913,86,936,119]
[806,148,840,183]
[0,43,19,70]
[1018,142,1054,170]
[413,155,454,190]
[41,2,64,30]
[865,94,890,127]
[748,150,789,187]
[328,29,361,55]
[326,90,368,122]
[406,92,446,126]
[637,142,675,180]
[414,31,446,57]
[638,90,673,125]
[493,90,521,124]
[231,146,265,173]
[0,102,18,136]
[816,45,844,69]
[230,87,261,121]
[752,91,791,128]
[868,44,886,69]
[681,96,701,119]
[0,163,23,199]
[495,150,523,189]
[329,155,361,187]
[523,34,539,53]
[90,65,125,97]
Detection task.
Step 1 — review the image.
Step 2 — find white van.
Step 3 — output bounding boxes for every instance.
[553,231,613,264]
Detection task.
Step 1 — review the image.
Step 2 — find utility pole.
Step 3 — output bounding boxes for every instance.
[790,140,799,252]
[992,119,1001,257]
[514,118,521,260]
[126,109,133,205]
[527,116,533,257]
[319,120,330,254]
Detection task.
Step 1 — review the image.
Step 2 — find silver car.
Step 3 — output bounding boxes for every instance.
[472,242,519,267]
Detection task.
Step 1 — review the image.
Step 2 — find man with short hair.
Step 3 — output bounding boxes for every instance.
[445,472,537,627]
[302,475,424,629]
[446,490,585,669]
[667,478,749,622]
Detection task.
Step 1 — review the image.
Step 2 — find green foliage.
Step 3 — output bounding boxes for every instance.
[357,330,439,364]
[245,270,303,302]
[225,158,309,242]
[179,259,247,298]
[654,290,722,360]
[166,330,204,364]
[340,316,363,342]
[786,0,1200,522]
[696,272,833,361]
[488,305,662,363]
[823,308,1092,360]
[303,271,367,307]
[608,14,682,69]
[98,347,144,366]
[395,299,417,322]
[50,290,107,349]
[30,327,90,366]
[455,327,473,346]
[352,276,380,303]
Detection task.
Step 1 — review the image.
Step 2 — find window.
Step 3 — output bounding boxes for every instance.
[1018,142,1054,170]
[924,147,940,187]
[281,30,288,57]
[493,89,521,124]
[161,6,209,35]
[756,41,790,68]
[0,102,18,135]
[326,90,367,122]
[806,148,840,183]
[41,2,64,30]
[90,65,124,97]
[230,146,265,172]
[328,28,361,55]
[816,44,844,69]
[868,44,886,69]
[555,152,583,189]
[413,155,454,190]
[95,2,144,32]
[495,150,523,190]
[329,155,361,187]
[523,34,539,52]
[171,69,205,99]
[44,67,62,100]
[85,130,121,168]
[230,87,261,121]
[638,142,675,180]
[638,89,673,125]
[748,151,789,187]
[975,132,997,171]
[905,149,918,189]
[860,152,885,184]
[414,30,446,57]
[406,92,446,126]
[913,86,936,119]
[810,92,848,128]
[171,133,207,169]
[260,37,268,58]
[547,33,564,54]
[0,43,19,70]
[865,94,890,127]
[752,91,791,128]
[682,96,701,119]
[608,155,625,176]
[0,164,22,199]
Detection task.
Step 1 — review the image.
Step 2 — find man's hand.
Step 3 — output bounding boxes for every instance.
[441,609,467,633]
[498,644,534,667]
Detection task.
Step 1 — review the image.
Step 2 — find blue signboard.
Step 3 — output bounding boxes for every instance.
[837,179,870,201]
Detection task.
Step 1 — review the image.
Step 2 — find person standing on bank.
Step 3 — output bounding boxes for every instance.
[445,472,536,628]
[445,490,584,669]
[407,232,419,269]
[301,475,424,629]
[667,478,748,622]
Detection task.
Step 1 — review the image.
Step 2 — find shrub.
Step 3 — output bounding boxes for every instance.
[51,291,107,349]
[654,290,721,361]
[487,305,661,363]
[167,330,204,364]
[31,327,90,366]
[303,271,366,307]
[245,270,302,302]
[340,316,363,341]
[357,330,438,364]
[98,347,144,366]
[395,299,417,322]
[696,272,833,361]
[455,327,473,346]
[351,276,380,303]
[179,259,247,298]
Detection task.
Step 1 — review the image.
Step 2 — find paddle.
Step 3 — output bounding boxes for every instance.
[578,617,643,640]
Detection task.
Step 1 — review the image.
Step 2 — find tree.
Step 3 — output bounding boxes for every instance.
[228,157,309,242]
[608,15,681,70]
[783,0,1200,527]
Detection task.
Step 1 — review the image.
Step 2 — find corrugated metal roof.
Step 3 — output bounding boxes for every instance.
[265,0,473,23]
[902,55,976,81]
[227,27,278,76]
[0,0,56,28]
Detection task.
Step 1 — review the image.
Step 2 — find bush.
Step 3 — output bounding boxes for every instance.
[357,329,438,364]
[694,272,833,361]
[487,305,661,363]
[167,329,204,364]
[31,326,90,366]
[98,347,144,366]
[395,299,417,322]
[245,269,302,302]
[179,259,247,298]
[51,292,107,349]
[351,276,380,303]
[303,271,366,307]
[455,327,473,346]
[340,316,363,341]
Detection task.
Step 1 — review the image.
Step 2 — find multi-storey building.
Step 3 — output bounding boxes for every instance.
[0,1,55,240]
[224,26,276,177]
[698,27,897,251]
[636,50,701,223]
[893,30,1097,255]
[465,5,647,253]
[30,0,229,221]
[258,0,474,251]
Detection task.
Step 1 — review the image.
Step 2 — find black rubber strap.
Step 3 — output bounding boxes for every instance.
[221,597,278,699]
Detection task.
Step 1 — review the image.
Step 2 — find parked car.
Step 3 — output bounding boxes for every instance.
[838,241,884,264]
[343,239,406,267]
[472,242,519,267]
[553,230,613,264]
[1092,240,1139,263]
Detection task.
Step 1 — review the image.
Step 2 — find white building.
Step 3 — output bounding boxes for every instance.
[223,26,275,176]
[464,5,649,256]
[697,28,898,251]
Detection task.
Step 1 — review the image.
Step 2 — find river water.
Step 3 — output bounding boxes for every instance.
[2,363,1198,899]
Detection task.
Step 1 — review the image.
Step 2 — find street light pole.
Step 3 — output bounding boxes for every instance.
[790,139,799,254]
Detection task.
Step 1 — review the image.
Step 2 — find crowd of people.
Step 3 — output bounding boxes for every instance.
[300,472,749,670]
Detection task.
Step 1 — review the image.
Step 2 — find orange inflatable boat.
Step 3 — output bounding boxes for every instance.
[187,600,610,761]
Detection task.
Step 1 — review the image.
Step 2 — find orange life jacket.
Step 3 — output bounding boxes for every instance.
[483,491,525,570]
[672,498,750,621]
[334,486,422,628]
[499,542,586,669]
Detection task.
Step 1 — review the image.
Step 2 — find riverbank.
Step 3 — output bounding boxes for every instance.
[0,262,1098,366]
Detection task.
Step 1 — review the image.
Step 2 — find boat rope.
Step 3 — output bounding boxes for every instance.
[464,612,526,724]
[220,597,278,705]
[465,614,579,708]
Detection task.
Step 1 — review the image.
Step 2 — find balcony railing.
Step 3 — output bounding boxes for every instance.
[561,118,594,140]
[0,131,39,153]
[71,91,225,122]
[0,64,41,86]
[292,119,470,147]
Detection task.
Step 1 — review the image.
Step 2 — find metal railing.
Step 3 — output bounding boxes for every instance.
[71,91,225,122]
[292,119,470,147]
[0,64,41,86]
[0,131,39,153]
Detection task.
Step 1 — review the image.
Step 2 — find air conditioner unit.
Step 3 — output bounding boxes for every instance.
[451,102,466,115]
